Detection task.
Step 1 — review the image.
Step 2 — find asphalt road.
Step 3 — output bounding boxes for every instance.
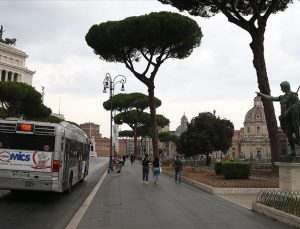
[0,157,108,229]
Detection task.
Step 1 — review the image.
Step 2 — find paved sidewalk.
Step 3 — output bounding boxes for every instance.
[76,162,293,229]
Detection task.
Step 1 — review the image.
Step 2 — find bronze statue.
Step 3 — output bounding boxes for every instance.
[0,25,17,45]
[0,25,4,42]
[256,81,300,156]
[4,38,16,46]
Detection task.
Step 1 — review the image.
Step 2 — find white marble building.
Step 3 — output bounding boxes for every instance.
[0,42,35,85]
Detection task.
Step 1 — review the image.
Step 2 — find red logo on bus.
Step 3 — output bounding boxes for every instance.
[32,151,51,169]
[0,151,10,162]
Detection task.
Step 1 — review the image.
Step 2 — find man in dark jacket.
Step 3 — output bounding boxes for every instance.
[142,154,150,184]
[174,155,182,182]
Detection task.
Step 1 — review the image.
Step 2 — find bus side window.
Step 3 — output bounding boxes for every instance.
[61,137,64,151]
[65,139,71,160]
[70,140,76,160]
[78,143,83,159]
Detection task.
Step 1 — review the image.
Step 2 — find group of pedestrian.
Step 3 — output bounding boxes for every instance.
[142,154,161,184]
[141,154,183,184]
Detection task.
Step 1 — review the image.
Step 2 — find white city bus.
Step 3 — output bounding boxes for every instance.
[0,118,90,193]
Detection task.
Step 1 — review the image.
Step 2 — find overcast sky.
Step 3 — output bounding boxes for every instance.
[1,1,300,137]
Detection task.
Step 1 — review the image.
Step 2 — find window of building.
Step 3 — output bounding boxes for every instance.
[247,127,250,133]
[256,149,262,160]
[1,70,5,81]
[257,126,260,134]
[7,72,12,81]
[13,73,18,82]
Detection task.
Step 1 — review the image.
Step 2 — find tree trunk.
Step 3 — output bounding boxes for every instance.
[147,81,159,160]
[250,33,279,167]
[133,125,138,158]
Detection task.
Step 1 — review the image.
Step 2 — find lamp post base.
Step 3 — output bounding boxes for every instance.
[108,157,114,173]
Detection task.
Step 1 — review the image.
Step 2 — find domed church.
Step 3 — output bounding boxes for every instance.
[240,96,271,161]
[175,113,188,136]
[227,96,271,162]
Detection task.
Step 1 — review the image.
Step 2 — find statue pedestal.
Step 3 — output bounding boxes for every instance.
[275,161,300,190]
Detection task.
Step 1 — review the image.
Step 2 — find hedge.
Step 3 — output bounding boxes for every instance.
[214,161,250,179]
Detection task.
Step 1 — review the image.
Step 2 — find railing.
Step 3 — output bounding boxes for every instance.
[256,189,300,217]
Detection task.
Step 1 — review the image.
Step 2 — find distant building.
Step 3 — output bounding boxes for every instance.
[80,122,101,139]
[0,42,35,85]
[80,122,126,157]
[175,113,188,136]
[227,130,242,160]
[80,122,99,155]
[240,96,271,161]
[225,96,288,162]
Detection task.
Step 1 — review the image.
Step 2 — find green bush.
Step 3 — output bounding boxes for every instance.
[214,161,223,175]
[222,162,250,180]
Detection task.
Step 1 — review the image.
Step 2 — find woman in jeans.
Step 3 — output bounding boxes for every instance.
[152,157,160,183]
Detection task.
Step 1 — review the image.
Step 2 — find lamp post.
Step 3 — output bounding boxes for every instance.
[103,73,126,172]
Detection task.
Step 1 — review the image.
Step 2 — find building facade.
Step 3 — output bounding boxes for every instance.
[80,122,127,157]
[175,113,188,136]
[240,96,271,161]
[226,97,272,162]
[0,42,35,85]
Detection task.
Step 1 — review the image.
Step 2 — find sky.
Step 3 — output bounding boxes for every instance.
[1,1,300,137]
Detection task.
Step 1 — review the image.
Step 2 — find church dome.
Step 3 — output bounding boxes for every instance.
[244,96,266,124]
[181,113,188,123]
[175,113,188,135]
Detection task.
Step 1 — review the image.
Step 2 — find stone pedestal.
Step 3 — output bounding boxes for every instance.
[275,162,300,190]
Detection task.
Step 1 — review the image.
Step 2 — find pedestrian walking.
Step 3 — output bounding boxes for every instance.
[174,155,182,182]
[152,157,160,184]
[122,154,126,164]
[130,154,135,165]
[142,154,150,184]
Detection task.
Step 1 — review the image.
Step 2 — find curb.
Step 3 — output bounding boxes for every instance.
[252,202,300,228]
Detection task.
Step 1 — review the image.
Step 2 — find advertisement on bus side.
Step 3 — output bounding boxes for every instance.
[0,150,52,172]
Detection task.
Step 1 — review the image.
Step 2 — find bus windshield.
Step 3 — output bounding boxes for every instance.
[0,133,55,151]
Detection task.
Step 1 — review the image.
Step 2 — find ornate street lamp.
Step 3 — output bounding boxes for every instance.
[103,73,126,172]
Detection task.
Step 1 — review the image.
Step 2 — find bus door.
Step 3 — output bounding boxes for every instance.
[62,138,71,188]
[77,143,86,180]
